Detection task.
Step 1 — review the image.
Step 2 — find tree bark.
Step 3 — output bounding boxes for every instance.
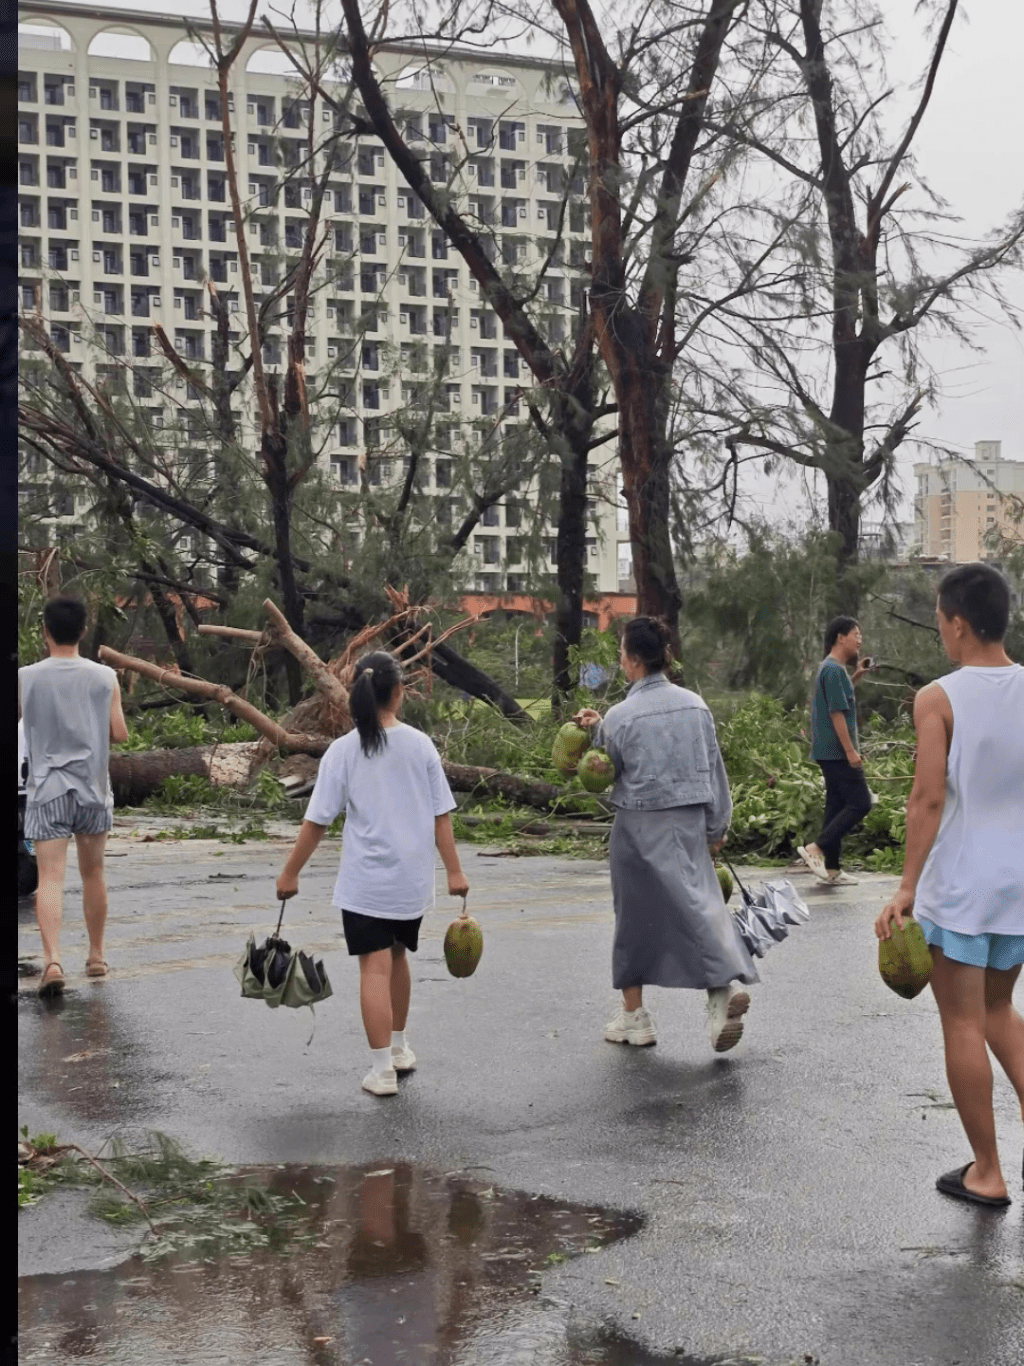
[552,441,589,709]
[109,744,266,806]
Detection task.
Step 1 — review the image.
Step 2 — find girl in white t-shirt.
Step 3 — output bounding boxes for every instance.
[276,651,469,1097]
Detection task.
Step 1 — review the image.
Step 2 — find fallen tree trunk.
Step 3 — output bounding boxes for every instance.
[429,642,528,722]
[109,744,266,805]
[442,763,563,810]
[108,744,568,812]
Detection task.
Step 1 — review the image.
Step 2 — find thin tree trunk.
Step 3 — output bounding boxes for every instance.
[261,428,304,704]
[552,440,588,709]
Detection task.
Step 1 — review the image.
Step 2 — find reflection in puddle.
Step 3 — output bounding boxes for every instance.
[19,1163,659,1365]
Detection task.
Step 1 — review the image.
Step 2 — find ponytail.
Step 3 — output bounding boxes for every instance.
[350,650,404,757]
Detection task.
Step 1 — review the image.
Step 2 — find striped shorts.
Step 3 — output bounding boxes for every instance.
[24,793,113,841]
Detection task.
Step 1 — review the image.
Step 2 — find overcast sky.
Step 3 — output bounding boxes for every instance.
[35,0,1024,520]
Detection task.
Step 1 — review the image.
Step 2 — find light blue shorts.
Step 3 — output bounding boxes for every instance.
[918,916,1024,972]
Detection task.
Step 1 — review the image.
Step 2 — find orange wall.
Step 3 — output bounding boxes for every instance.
[458,591,638,632]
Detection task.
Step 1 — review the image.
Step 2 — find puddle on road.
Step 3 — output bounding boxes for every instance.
[18,1162,678,1365]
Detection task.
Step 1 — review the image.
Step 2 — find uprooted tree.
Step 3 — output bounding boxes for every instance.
[100,592,565,811]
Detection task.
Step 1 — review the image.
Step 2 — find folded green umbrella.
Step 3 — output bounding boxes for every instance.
[234,899,333,1011]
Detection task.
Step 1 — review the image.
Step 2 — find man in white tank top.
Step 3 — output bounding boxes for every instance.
[18,597,128,999]
[876,562,1024,1208]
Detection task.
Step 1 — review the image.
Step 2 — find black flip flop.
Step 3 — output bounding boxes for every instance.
[936,1163,1011,1209]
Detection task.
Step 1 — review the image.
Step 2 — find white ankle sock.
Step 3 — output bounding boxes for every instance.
[391,1030,406,1050]
[370,1046,393,1074]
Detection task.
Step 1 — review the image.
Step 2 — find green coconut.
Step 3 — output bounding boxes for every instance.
[878,919,932,999]
[444,914,484,979]
[577,747,614,793]
[551,722,591,777]
[716,865,733,903]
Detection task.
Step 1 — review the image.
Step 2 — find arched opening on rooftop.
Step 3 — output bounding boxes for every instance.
[168,38,213,68]
[246,45,298,76]
[87,29,153,62]
[18,19,73,52]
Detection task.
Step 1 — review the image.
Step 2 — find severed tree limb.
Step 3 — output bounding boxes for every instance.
[97,647,327,754]
[198,625,268,644]
[65,1144,159,1236]
[26,1141,159,1236]
[262,598,351,729]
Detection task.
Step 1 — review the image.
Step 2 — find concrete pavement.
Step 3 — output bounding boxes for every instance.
[17,820,1024,1365]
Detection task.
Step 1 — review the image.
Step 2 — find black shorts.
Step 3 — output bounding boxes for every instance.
[341,910,422,957]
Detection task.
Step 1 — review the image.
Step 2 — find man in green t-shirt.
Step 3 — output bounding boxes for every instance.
[797,616,873,885]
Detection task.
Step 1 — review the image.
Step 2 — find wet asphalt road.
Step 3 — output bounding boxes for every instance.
[17,820,1024,1366]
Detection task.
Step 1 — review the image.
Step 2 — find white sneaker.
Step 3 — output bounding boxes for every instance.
[707,983,750,1053]
[797,845,827,878]
[825,869,859,885]
[604,1005,657,1046]
[391,1045,417,1073]
[361,1067,398,1096]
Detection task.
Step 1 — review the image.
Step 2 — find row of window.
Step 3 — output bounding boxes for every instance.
[21,81,581,147]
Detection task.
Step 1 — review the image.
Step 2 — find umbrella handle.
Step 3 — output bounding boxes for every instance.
[274,897,287,938]
[719,852,753,903]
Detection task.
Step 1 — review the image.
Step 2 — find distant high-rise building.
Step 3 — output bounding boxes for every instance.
[17,3,627,597]
[913,442,1024,562]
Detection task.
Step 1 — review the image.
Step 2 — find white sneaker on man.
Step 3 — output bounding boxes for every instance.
[391,1045,417,1073]
[604,1005,658,1046]
[707,983,750,1053]
[797,845,827,878]
[361,1067,398,1096]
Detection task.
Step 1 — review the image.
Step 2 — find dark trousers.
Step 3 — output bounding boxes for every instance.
[817,760,872,870]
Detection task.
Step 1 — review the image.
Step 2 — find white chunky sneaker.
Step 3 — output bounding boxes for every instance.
[707,983,750,1053]
[391,1045,417,1073]
[797,845,827,879]
[604,1005,658,1046]
[361,1067,398,1096]
[825,869,859,885]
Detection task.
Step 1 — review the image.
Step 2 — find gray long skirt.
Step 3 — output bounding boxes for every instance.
[610,806,759,991]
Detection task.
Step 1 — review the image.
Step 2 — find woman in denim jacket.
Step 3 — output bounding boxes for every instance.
[577,618,758,1053]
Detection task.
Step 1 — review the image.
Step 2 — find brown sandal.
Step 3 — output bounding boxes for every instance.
[85,959,109,978]
[38,963,66,998]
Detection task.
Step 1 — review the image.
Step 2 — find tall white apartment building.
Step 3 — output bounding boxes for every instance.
[913,441,1024,563]
[17,3,628,597]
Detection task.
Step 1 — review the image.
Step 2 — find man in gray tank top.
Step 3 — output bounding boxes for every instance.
[18,597,127,998]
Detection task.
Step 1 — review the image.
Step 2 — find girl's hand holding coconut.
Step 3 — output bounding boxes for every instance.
[574,708,601,729]
[447,870,469,898]
[875,886,915,938]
